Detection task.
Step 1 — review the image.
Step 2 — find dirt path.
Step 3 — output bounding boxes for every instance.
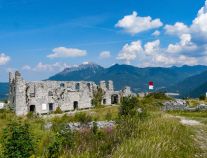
[176,116,207,157]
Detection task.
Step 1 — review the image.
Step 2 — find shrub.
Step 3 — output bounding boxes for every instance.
[0,109,14,120]
[92,87,104,107]
[119,96,140,117]
[74,112,92,124]
[1,120,35,158]
[53,106,63,114]
[48,125,74,157]
[145,92,169,100]
[199,95,206,100]
[105,112,112,121]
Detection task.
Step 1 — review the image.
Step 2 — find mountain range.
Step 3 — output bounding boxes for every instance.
[1,63,207,100]
[49,63,207,97]
[0,83,8,100]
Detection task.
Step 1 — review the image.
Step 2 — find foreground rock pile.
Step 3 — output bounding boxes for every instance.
[45,121,115,131]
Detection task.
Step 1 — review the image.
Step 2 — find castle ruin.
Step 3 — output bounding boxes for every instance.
[9,71,132,116]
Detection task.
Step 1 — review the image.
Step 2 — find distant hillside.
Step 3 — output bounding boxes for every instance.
[0,83,8,100]
[49,63,207,93]
[171,70,207,98]
[190,82,207,98]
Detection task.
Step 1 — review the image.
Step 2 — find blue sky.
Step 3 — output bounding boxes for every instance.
[0,0,207,81]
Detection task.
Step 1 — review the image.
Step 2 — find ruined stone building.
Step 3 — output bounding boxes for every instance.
[9,71,132,116]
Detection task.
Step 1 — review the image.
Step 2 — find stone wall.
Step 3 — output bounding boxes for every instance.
[9,71,132,116]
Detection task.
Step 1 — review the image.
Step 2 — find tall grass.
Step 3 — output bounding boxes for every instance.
[0,97,201,157]
[112,113,199,158]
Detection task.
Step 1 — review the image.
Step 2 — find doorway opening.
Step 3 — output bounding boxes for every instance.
[29,105,36,112]
[49,103,54,112]
[73,101,78,110]
[111,94,119,104]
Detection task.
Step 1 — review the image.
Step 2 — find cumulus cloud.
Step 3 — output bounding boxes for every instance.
[115,11,163,35]
[0,53,10,65]
[22,62,70,72]
[144,40,160,56]
[47,47,87,58]
[165,0,207,41]
[167,34,198,54]
[152,30,160,36]
[117,39,202,67]
[164,22,189,36]
[160,0,207,64]
[115,1,207,67]
[117,40,143,64]
[191,1,207,40]
[99,51,111,59]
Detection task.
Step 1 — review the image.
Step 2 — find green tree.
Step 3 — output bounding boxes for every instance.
[92,87,104,107]
[1,120,35,158]
[119,96,146,118]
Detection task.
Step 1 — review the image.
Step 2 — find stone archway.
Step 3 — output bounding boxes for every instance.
[111,94,119,104]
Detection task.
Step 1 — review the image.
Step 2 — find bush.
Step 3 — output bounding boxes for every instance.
[119,96,140,117]
[145,92,169,100]
[105,112,112,121]
[199,95,206,100]
[92,87,104,107]
[47,125,74,157]
[1,120,35,158]
[53,106,63,114]
[74,112,92,124]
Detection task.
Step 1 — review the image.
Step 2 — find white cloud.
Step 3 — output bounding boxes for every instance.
[0,53,10,65]
[99,51,111,59]
[152,30,160,36]
[164,1,207,41]
[144,40,160,56]
[164,22,189,36]
[117,40,143,64]
[22,65,31,70]
[191,1,207,40]
[167,34,197,54]
[47,47,87,58]
[115,1,207,67]
[117,39,201,67]
[22,62,70,72]
[115,11,163,35]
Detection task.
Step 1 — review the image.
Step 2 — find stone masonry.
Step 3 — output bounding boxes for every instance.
[9,71,132,116]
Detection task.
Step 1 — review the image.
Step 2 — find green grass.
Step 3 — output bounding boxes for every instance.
[112,112,199,158]
[0,97,202,157]
[186,99,207,107]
